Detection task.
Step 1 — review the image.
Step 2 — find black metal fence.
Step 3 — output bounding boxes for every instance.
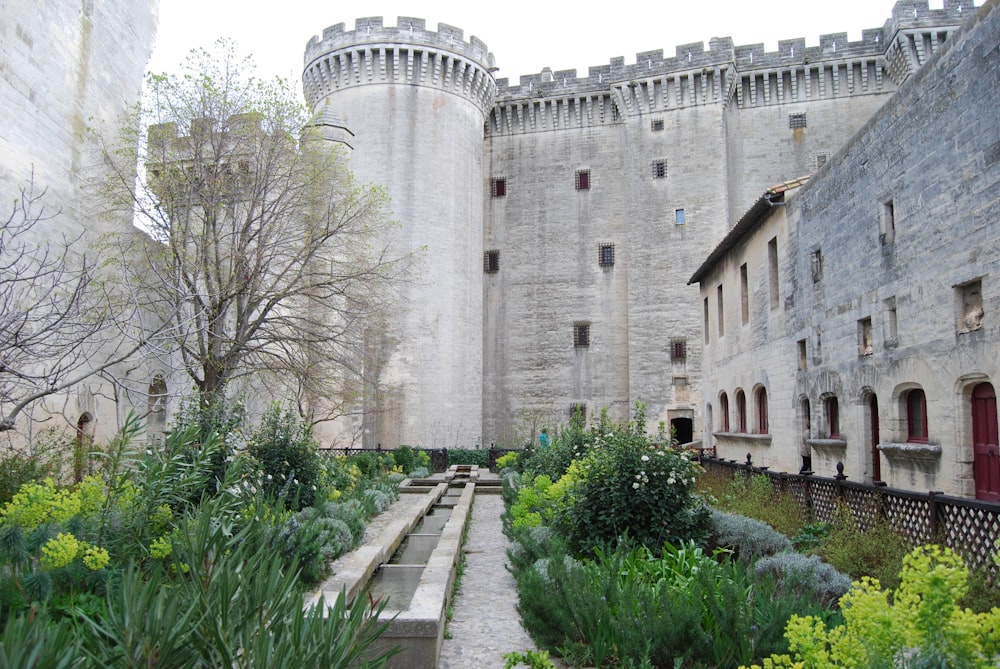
[700,453,1000,576]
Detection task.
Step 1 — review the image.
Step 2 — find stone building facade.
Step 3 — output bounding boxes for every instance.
[302,1,978,450]
[691,0,1000,499]
[0,0,159,445]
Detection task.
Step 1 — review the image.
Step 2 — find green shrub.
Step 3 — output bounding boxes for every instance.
[390,445,417,474]
[816,502,909,591]
[717,473,806,539]
[746,545,1000,669]
[708,508,793,562]
[247,406,322,511]
[564,405,708,555]
[446,448,490,468]
[755,552,852,606]
[511,536,838,668]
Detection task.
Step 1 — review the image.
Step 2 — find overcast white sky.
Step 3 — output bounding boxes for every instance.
[148,0,956,93]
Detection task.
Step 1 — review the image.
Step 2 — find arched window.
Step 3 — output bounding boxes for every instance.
[756,387,769,434]
[736,389,747,433]
[907,389,928,442]
[720,392,730,432]
[825,396,840,438]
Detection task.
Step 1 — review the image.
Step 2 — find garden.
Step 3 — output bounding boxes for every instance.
[498,404,1000,668]
[0,401,432,668]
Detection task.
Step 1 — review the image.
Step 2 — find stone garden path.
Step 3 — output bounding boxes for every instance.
[437,492,540,668]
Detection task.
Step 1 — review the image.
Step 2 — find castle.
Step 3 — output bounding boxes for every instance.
[3,0,997,499]
[300,1,982,455]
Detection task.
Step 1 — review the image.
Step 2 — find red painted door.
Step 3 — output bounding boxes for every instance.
[972,383,999,501]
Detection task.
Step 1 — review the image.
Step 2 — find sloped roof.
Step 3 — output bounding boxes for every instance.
[687,175,811,285]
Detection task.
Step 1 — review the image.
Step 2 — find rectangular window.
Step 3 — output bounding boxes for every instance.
[490,176,506,197]
[859,317,873,355]
[810,249,823,283]
[598,243,615,267]
[816,153,828,169]
[569,403,587,422]
[881,199,895,244]
[884,296,898,345]
[717,284,725,337]
[703,297,710,344]
[483,250,500,273]
[907,389,928,442]
[651,118,664,131]
[674,208,685,225]
[651,159,667,179]
[957,279,984,333]
[789,113,807,129]
[670,338,687,362]
[768,237,780,310]
[573,322,590,347]
[797,339,808,370]
[740,263,749,325]
[575,169,590,190]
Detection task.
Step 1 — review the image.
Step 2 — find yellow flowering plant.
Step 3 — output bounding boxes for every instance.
[742,544,1000,669]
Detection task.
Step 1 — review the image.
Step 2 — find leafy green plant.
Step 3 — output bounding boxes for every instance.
[708,508,794,562]
[564,404,708,555]
[447,448,490,468]
[503,649,557,669]
[744,545,1000,669]
[816,502,909,591]
[247,405,322,511]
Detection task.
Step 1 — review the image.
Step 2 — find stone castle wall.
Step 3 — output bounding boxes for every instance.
[303,19,497,447]
[305,2,981,449]
[0,0,158,444]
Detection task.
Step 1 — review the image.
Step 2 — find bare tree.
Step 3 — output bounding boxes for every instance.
[0,176,146,432]
[101,42,406,420]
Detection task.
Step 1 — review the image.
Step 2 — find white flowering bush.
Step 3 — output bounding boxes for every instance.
[562,405,709,555]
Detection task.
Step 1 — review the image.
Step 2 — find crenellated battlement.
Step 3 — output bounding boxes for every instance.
[492,0,972,108]
[302,17,497,114]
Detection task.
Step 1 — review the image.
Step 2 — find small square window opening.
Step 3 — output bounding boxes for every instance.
[675,208,685,225]
[598,243,615,267]
[651,118,665,131]
[574,322,590,347]
[652,160,667,179]
[490,176,506,197]
[483,250,500,273]
[789,113,807,129]
[575,169,590,190]
[670,338,687,362]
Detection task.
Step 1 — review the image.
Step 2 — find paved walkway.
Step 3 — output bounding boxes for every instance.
[438,492,538,668]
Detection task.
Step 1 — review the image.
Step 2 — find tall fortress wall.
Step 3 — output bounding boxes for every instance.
[304,1,974,447]
[303,19,497,448]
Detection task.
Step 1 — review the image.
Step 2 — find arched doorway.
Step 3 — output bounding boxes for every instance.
[74,412,95,483]
[972,382,999,501]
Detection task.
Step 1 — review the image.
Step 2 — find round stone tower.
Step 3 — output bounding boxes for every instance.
[303,17,496,448]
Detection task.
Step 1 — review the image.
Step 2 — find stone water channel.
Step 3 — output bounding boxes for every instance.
[305,465,532,668]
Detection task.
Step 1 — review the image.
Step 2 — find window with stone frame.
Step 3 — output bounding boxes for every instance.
[670,338,687,362]
[825,396,841,439]
[575,169,591,190]
[490,176,506,197]
[789,113,807,129]
[736,389,747,433]
[651,159,667,179]
[573,322,590,347]
[720,392,730,431]
[598,243,615,267]
[756,387,769,434]
[483,250,500,273]
[651,118,665,131]
[906,388,928,442]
